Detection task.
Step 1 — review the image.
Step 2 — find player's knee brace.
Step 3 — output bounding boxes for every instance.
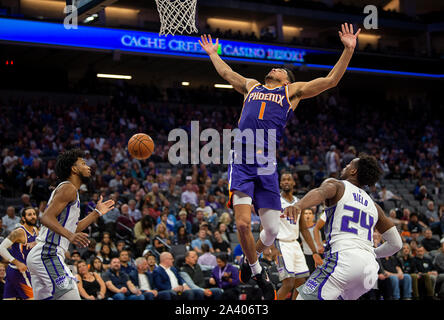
[258,208,280,247]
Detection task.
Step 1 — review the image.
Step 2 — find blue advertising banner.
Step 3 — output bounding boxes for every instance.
[0,18,442,78]
[0,18,316,65]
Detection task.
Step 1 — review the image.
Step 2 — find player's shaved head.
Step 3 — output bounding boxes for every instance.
[280,172,295,192]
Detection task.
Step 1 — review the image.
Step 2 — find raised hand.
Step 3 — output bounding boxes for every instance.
[95,195,115,216]
[338,23,361,50]
[199,34,219,56]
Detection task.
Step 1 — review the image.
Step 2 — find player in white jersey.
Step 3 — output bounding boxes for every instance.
[275,173,323,300]
[285,153,402,300]
[26,149,115,300]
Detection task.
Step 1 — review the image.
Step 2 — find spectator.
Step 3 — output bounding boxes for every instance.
[76,259,107,300]
[144,251,158,273]
[197,243,218,270]
[157,208,176,236]
[102,257,144,300]
[181,182,198,206]
[115,240,126,256]
[66,250,82,276]
[408,213,425,240]
[116,204,136,239]
[173,225,192,246]
[119,250,136,275]
[95,232,117,255]
[379,185,402,207]
[146,183,167,208]
[191,229,214,254]
[233,243,243,265]
[388,209,404,231]
[97,244,113,270]
[421,228,441,253]
[212,230,231,255]
[414,245,438,299]
[397,243,420,299]
[180,250,223,300]
[2,206,21,234]
[218,222,232,242]
[374,258,393,300]
[209,253,240,300]
[369,185,384,208]
[379,254,413,300]
[197,199,214,220]
[153,222,172,254]
[129,257,171,300]
[0,263,5,300]
[152,252,204,300]
[400,223,412,243]
[416,185,434,206]
[90,256,105,277]
[133,215,154,257]
[192,209,207,234]
[128,199,142,222]
[175,209,192,235]
[424,201,444,235]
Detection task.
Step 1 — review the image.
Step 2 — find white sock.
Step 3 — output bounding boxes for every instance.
[249,260,262,276]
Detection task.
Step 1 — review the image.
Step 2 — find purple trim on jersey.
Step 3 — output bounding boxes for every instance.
[317,252,339,300]
[324,205,337,251]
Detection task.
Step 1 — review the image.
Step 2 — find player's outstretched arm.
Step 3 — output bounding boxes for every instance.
[40,184,90,248]
[287,23,360,103]
[299,217,323,267]
[199,34,259,95]
[373,203,402,258]
[285,179,339,222]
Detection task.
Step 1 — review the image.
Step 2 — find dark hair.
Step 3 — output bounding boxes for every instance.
[21,206,36,218]
[201,243,210,253]
[216,253,228,263]
[283,67,296,83]
[55,148,85,181]
[356,153,382,187]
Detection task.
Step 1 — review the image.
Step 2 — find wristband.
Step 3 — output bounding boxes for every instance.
[94,208,104,216]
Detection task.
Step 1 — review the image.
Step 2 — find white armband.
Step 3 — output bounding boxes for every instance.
[0,238,16,263]
[374,226,403,258]
[94,208,104,216]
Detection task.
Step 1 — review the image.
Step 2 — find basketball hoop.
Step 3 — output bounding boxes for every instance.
[155,0,198,36]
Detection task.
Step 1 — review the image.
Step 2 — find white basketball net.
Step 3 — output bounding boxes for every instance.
[155,0,198,36]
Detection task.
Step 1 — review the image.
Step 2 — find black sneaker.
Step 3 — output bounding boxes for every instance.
[252,267,276,300]
[239,255,252,284]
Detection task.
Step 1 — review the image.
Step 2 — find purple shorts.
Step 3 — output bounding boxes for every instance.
[227,162,281,213]
[4,265,34,299]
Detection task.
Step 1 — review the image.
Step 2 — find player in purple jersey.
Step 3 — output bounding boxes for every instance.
[199,23,361,300]
[0,207,38,299]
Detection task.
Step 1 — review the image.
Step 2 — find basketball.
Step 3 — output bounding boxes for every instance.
[128,133,155,160]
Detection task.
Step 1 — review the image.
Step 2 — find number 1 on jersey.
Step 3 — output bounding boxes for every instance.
[258,102,266,120]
